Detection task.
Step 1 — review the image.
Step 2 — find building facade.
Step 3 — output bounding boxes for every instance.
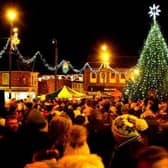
[84,67,130,93]
[0,71,39,101]
[38,74,84,95]
[38,68,131,96]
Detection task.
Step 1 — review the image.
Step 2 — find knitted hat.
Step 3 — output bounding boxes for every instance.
[112,114,148,139]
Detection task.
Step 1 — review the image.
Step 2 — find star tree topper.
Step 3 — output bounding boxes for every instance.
[148,4,161,21]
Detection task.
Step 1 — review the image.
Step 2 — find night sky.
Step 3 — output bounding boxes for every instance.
[0,0,168,73]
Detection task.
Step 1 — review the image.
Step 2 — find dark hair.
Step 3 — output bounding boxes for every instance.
[74,115,85,125]
[135,146,168,166]
[32,149,60,162]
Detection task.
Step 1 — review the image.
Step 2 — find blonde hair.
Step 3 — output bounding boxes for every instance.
[57,154,104,168]
[48,116,72,144]
[64,124,90,155]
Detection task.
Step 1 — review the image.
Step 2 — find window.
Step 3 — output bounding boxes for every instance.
[110,72,116,83]
[119,73,126,83]
[90,72,97,83]
[121,74,125,79]
[111,72,115,78]
[92,73,96,78]
[100,72,106,83]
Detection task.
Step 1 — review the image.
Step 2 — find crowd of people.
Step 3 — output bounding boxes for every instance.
[1,95,168,168]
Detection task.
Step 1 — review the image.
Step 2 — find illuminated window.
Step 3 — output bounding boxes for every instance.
[110,72,116,83]
[92,73,96,78]
[90,72,97,83]
[100,72,106,83]
[121,74,125,79]
[120,74,126,83]
[111,72,115,78]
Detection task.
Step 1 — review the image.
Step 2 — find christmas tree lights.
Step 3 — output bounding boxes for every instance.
[123,4,168,101]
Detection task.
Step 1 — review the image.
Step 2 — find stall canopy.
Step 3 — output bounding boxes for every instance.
[46,85,86,99]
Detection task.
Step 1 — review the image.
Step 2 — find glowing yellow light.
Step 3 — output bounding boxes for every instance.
[11,27,20,46]
[12,37,20,45]
[134,68,140,75]
[102,53,109,63]
[13,27,18,33]
[100,44,110,65]
[130,68,140,82]
[101,44,107,51]
[6,8,18,23]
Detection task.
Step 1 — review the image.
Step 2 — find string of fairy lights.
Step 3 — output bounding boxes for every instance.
[0,38,132,75]
[0,3,164,82]
[0,38,10,59]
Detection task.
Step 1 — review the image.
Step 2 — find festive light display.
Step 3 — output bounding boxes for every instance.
[14,47,129,75]
[0,39,130,75]
[148,4,161,21]
[38,74,83,81]
[0,38,10,59]
[123,4,168,101]
[62,61,70,74]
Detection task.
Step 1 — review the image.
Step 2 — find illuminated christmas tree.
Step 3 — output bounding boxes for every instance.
[123,4,168,101]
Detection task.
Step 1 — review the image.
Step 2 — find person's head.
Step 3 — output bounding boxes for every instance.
[48,115,72,144]
[64,124,90,155]
[135,146,168,168]
[57,154,104,168]
[25,109,47,131]
[112,114,148,142]
[67,124,88,148]
[5,115,19,132]
[74,115,85,125]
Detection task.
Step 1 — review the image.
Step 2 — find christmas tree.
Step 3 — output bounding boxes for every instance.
[123,4,168,101]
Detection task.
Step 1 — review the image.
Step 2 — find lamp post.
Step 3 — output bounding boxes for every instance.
[100,44,110,92]
[52,39,58,91]
[6,8,18,99]
[101,44,109,68]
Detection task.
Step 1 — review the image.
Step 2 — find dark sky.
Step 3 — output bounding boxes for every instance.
[0,0,168,73]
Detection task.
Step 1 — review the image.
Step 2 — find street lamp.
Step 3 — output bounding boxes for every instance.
[6,8,18,99]
[99,44,110,92]
[100,44,110,68]
[52,39,58,91]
